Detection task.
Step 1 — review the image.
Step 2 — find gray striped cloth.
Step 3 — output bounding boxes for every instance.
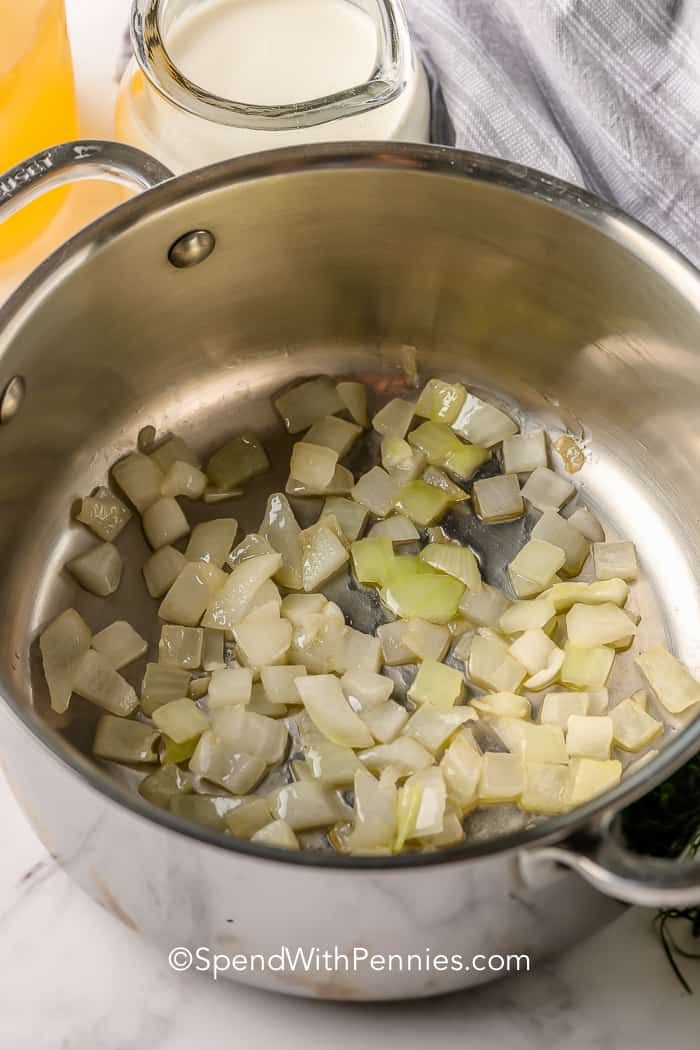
[406,0,700,266]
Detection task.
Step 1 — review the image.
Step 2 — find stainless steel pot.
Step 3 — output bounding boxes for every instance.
[1,140,700,1000]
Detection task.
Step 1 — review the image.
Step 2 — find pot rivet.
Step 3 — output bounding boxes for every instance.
[0,375,25,424]
[168,229,216,268]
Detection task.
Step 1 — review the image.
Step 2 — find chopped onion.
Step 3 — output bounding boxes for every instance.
[39,608,91,714]
[212,706,288,764]
[158,625,203,669]
[540,690,590,728]
[471,692,530,719]
[351,466,400,517]
[560,642,615,690]
[341,669,394,710]
[521,467,575,512]
[396,767,447,846]
[443,443,490,481]
[189,676,211,701]
[587,688,610,715]
[274,781,350,830]
[479,752,524,803]
[76,486,132,542]
[152,697,209,742]
[170,793,240,830]
[185,518,238,567]
[258,493,303,589]
[140,663,191,716]
[351,537,394,585]
[460,583,511,628]
[208,667,253,708]
[289,605,346,674]
[336,381,368,426]
[490,717,568,764]
[369,515,420,545]
[509,572,552,599]
[322,497,368,542]
[305,415,362,457]
[67,542,123,597]
[452,394,518,447]
[385,573,464,624]
[415,378,466,424]
[468,634,527,693]
[499,598,556,634]
[407,658,464,710]
[361,700,409,743]
[541,577,629,612]
[238,578,282,623]
[394,479,452,526]
[404,618,450,662]
[73,650,139,716]
[508,539,566,589]
[295,674,373,748]
[93,715,160,764]
[251,820,300,850]
[112,452,163,512]
[508,628,557,675]
[201,552,282,630]
[568,507,605,543]
[519,762,569,815]
[532,509,589,576]
[92,620,147,670]
[139,764,193,809]
[593,541,638,582]
[380,436,426,483]
[407,420,462,464]
[372,398,416,438]
[142,497,190,550]
[422,466,469,501]
[159,561,226,626]
[190,731,266,794]
[359,737,435,776]
[402,705,475,753]
[290,442,339,489]
[160,460,207,500]
[502,430,548,474]
[286,464,354,497]
[610,697,662,751]
[472,474,523,522]
[201,628,225,671]
[440,731,482,810]
[207,433,269,490]
[566,714,613,760]
[224,797,274,838]
[300,523,349,591]
[150,434,201,472]
[567,757,621,805]
[419,542,481,591]
[345,768,396,852]
[335,627,382,675]
[636,645,700,713]
[248,682,288,718]
[275,377,345,433]
[280,593,327,626]
[261,664,307,704]
[523,645,565,691]
[143,545,187,599]
[376,621,415,666]
[566,602,636,647]
[234,617,292,669]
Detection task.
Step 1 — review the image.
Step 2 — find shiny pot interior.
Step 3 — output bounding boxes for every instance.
[2,144,700,866]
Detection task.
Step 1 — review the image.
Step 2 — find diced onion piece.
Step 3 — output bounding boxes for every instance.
[361,700,409,743]
[566,602,636,647]
[420,802,465,848]
[150,434,201,471]
[489,717,568,764]
[160,460,207,500]
[415,379,466,424]
[93,715,160,764]
[139,764,193,809]
[610,697,662,751]
[336,381,368,426]
[208,667,253,708]
[568,507,605,543]
[372,398,415,438]
[305,415,361,457]
[322,497,368,542]
[143,545,187,599]
[234,617,292,669]
[142,497,190,550]
[160,561,226,626]
[403,706,476,753]
[73,650,138,716]
[469,635,527,693]
[350,537,394,585]
[213,706,288,764]
[479,753,524,803]
[359,737,435,776]
[257,665,305,705]
[499,598,556,634]
[295,674,373,748]
[541,577,629,612]
[369,515,420,545]
[385,574,464,624]
[76,487,132,542]
[471,692,530,719]
[185,518,238,567]
[345,768,396,852]
[473,474,524,522]
[509,572,551,599]
[247,682,288,718]
[67,542,123,597]
[158,625,203,669]
[190,731,266,794]
[140,663,191,716]
[289,605,347,674]
[397,767,447,846]
[259,493,303,589]
[92,620,147,670]
[631,688,648,710]
[228,534,275,570]
[152,697,209,742]
[452,394,518,447]
[381,437,426,483]
[280,593,327,626]
[440,731,482,811]
[112,452,163,512]
[588,688,610,715]
[560,643,614,690]
[508,628,556,675]
[189,676,211,701]
[274,782,350,831]
[443,443,490,481]
[335,628,382,675]
[523,646,565,691]
[352,466,400,517]
[566,714,613,760]
[540,691,590,728]
[567,757,621,805]
[275,378,345,433]
[532,509,589,576]
[508,539,565,589]
[394,479,452,526]
[460,583,511,628]
[636,645,700,713]
[521,467,574,512]
[422,466,469,501]
[201,628,225,671]
[407,420,462,464]
[519,762,569,815]
[290,442,338,490]
[593,541,638,582]
[404,619,450,662]
[251,820,300,850]
[376,621,415,665]
[170,793,241,830]
[502,430,548,474]
[408,659,464,710]
[300,523,349,592]
[224,797,275,838]
[286,464,354,497]
[419,542,481,591]
[201,552,282,630]
[39,608,91,714]
[207,434,269,491]
[341,669,394,710]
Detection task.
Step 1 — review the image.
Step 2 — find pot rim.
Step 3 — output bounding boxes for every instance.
[3,140,700,870]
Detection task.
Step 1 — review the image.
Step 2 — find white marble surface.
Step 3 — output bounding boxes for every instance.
[1,1,699,1045]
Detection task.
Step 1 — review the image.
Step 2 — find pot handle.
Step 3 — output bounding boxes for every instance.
[0,140,173,222]
[531,812,700,908]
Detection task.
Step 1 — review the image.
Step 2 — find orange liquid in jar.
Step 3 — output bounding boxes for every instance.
[0,0,79,261]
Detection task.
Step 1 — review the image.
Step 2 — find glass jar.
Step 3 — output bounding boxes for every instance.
[115,0,431,173]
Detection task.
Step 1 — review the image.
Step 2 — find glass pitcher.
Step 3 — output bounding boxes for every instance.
[115,0,431,173]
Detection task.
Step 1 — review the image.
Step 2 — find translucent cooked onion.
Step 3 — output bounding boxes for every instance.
[521,467,575,512]
[566,602,637,647]
[152,697,209,743]
[519,762,569,815]
[76,486,132,542]
[508,538,566,589]
[403,618,450,662]
[560,642,615,690]
[470,692,530,719]
[190,732,266,794]
[295,674,374,749]
[394,479,452,526]
[185,518,238,567]
[351,537,395,585]
[568,507,605,543]
[150,434,201,472]
[609,697,662,751]
[224,797,274,839]
[290,441,339,489]
[274,781,351,831]
[234,617,292,669]
[419,542,481,590]
[335,628,382,675]
[322,497,368,542]
[414,378,466,424]
[158,625,204,669]
[360,700,409,743]
[142,497,190,550]
[212,706,288,764]
[92,620,147,670]
[376,621,415,666]
[531,509,589,576]
[305,415,362,457]
[501,430,547,474]
[201,628,225,671]
[160,561,227,626]
[93,715,159,765]
[636,645,700,713]
[479,753,524,803]
[489,717,568,764]
[207,433,270,490]
[160,460,207,500]
[301,523,349,592]
[275,377,345,433]
[143,545,187,599]
[380,436,426,482]
[372,398,415,438]
[341,669,394,710]
[567,757,622,806]
[139,764,193,809]
[566,714,613,760]
[201,552,282,630]
[593,541,638,582]
[73,650,139,716]
[260,664,307,704]
[407,659,464,710]
[460,583,511,628]
[421,466,469,501]
[359,737,434,776]
[286,463,354,497]
[443,443,490,481]
[472,474,523,522]
[384,573,464,624]
[499,598,556,634]
[541,577,629,612]
[39,608,91,714]
[67,542,123,597]
[351,466,400,517]
[112,452,163,512]
[440,731,481,810]
[508,628,557,676]
[336,381,368,426]
[402,706,475,753]
[468,635,527,693]
[208,667,253,708]
[369,515,420,545]
[346,767,396,852]
[251,820,300,850]
[140,664,191,716]
[451,394,518,447]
